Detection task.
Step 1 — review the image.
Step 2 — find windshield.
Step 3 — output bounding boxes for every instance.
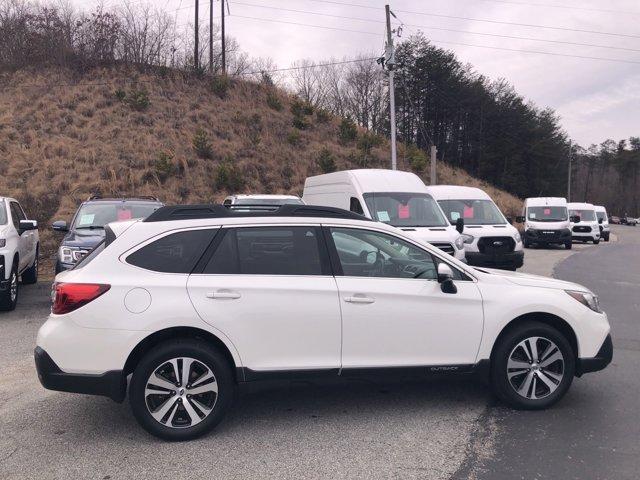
[234,198,303,205]
[438,199,506,225]
[0,200,6,225]
[527,206,568,222]
[363,192,448,227]
[73,202,162,230]
[596,211,607,222]
[569,209,596,222]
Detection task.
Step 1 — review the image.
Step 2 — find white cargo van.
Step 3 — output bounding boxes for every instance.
[223,194,304,206]
[594,205,610,242]
[426,185,524,270]
[568,202,601,244]
[519,197,573,249]
[302,169,466,261]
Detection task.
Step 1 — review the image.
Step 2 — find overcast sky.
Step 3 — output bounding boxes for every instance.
[77,0,639,147]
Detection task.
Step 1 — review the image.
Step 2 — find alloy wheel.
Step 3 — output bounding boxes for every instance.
[507,336,564,400]
[144,357,218,428]
[9,270,17,303]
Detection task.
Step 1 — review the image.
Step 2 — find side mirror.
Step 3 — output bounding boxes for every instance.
[570,215,581,223]
[515,216,525,224]
[455,217,464,234]
[598,218,603,224]
[19,220,37,233]
[506,217,513,224]
[52,220,68,232]
[437,263,457,294]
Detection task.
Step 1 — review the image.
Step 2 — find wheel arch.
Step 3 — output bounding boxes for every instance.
[123,326,242,382]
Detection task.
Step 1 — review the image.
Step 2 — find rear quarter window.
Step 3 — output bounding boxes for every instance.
[127,229,216,273]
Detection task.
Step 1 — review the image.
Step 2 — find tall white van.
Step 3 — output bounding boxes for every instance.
[426,185,524,270]
[594,205,610,242]
[520,197,573,249]
[568,202,601,244]
[302,169,466,261]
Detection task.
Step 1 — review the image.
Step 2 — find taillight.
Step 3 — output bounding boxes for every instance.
[52,283,110,315]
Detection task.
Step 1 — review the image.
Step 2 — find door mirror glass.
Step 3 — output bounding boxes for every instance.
[455,217,464,233]
[515,216,525,224]
[52,220,68,232]
[570,215,581,223]
[19,220,37,232]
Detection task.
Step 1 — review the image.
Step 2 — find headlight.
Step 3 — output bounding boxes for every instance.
[58,246,88,264]
[566,290,602,313]
[514,232,522,243]
[0,239,5,248]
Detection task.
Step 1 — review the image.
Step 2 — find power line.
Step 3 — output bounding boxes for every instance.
[239,56,379,76]
[452,0,640,16]
[230,14,383,37]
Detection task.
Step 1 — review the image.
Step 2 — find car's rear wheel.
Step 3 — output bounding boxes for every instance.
[491,321,575,410]
[0,263,19,311]
[21,247,38,285]
[129,339,235,441]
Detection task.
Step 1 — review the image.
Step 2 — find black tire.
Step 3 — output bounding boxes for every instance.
[565,241,572,250]
[129,339,235,441]
[490,321,575,410]
[523,239,530,249]
[21,246,38,285]
[604,233,610,242]
[593,239,600,245]
[0,262,19,311]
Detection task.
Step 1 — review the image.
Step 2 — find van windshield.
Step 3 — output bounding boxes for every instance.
[363,192,448,228]
[72,202,161,230]
[527,206,568,222]
[438,199,506,225]
[569,209,596,221]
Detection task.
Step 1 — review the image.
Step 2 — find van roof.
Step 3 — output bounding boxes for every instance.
[304,169,427,193]
[525,197,567,207]
[228,194,301,200]
[567,202,595,210]
[425,185,491,201]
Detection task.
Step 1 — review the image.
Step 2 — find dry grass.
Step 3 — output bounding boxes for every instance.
[0,67,522,272]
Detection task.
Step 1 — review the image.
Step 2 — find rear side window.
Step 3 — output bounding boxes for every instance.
[128,229,215,273]
[204,227,325,275]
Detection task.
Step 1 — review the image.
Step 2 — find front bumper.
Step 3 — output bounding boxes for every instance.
[54,259,74,274]
[525,228,571,244]
[466,250,524,269]
[576,334,613,376]
[34,346,126,402]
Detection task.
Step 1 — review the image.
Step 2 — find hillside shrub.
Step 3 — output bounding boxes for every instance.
[316,109,330,124]
[211,75,231,99]
[215,162,245,191]
[193,128,213,159]
[266,91,283,111]
[154,151,176,183]
[126,88,150,111]
[114,89,126,101]
[338,117,357,144]
[407,144,428,172]
[292,114,310,131]
[317,148,337,174]
[287,130,302,146]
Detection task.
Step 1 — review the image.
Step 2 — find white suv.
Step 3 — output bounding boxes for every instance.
[35,204,612,441]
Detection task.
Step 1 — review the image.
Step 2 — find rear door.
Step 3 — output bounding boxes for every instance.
[9,202,29,271]
[187,225,342,375]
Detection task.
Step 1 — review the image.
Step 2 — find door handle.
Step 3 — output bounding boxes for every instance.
[206,291,241,300]
[344,295,375,304]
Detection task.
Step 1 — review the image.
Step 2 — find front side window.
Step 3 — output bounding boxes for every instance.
[526,206,568,222]
[596,211,607,222]
[569,209,596,222]
[9,202,24,230]
[330,227,438,280]
[205,227,324,276]
[127,229,215,273]
[363,192,448,228]
[73,202,162,230]
[439,199,506,225]
[0,200,7,225]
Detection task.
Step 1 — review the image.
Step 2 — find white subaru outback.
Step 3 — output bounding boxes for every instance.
[35,204,612,441]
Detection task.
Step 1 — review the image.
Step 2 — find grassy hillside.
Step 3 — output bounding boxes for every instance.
[0,67,523,275]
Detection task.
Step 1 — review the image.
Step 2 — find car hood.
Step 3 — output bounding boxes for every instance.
[61,229,105,249]
[474,267,590,292]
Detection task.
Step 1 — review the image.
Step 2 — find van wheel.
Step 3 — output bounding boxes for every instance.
[491,321,575,410]
[593,239,600,245]
[565,241,572,250]
[523,239,530,249]
[21,247,38,285]
[604,233,610,242]
[129,339,235,441]
[0,263,19,311]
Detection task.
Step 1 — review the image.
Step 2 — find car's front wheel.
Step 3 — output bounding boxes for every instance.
[0,263,19,311]
[129,339,235,441]
[491,321,575,410]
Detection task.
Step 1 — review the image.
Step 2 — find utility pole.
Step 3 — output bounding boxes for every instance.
[567,140,572,201]
[194,0,199,70]
[384,5,397,170]
[430,145,437,185]
[221,0,227,75]
[209,0,214,72]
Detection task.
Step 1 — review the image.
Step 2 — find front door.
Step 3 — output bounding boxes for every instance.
[326,226,484,369]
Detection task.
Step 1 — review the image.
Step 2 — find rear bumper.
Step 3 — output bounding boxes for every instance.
[55,260,74,274]
[576,334,613,376]
[466,250,524,269]
[34,346,126,402]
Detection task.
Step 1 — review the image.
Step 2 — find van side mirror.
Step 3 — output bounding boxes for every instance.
[570,215,581,223]
[437,263,457,294]
[455,217,464,234]
[52,220,68,232]
[515,216,525,224]
[598,218,603,224]
[19,220,37,233]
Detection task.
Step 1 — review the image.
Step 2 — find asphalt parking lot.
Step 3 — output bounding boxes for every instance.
[0,228,635,479]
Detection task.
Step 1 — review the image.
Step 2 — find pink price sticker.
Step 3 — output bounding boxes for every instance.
[544,208,551,215]
[117,209,132,221]
[398,204,410,219]
[463,206,474,218]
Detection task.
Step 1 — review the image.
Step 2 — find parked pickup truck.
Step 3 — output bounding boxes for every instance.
[0,197,39,311]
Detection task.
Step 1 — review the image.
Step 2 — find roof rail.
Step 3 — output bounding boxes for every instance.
[86,195,162,202]
[144,204,370,223]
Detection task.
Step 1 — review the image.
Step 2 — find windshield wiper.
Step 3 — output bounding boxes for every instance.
[76,225,105,230]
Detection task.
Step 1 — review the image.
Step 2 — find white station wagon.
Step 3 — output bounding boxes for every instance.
[36,204,612,441]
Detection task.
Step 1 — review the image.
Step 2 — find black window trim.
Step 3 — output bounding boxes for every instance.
[193,224,334,277]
